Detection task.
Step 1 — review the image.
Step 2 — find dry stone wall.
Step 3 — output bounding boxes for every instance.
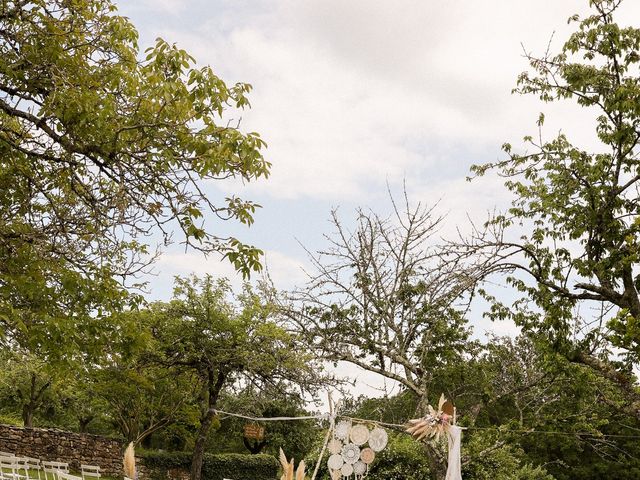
[0,424,124,477]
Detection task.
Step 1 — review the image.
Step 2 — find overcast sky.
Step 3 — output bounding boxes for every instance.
[117,0,639,398]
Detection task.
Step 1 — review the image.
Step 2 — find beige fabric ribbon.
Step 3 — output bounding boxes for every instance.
[445,425,463,480]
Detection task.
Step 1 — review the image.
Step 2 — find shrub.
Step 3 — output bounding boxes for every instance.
[0,414,23,427]
[140,451,279,480]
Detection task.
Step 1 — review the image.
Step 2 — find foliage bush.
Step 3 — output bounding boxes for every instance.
[462,431,555,480]
[0,413,22,427]
[140,451,278,480]
[366,433,432,480]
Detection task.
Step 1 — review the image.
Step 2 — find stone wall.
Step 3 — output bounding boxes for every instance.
[0,424,124,477]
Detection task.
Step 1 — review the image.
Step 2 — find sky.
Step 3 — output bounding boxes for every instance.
[116,0,639,399]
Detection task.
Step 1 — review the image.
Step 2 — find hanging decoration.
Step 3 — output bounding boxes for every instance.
[327,421,387,479]
[406,394,462,480]
[350,424,370,445]
[341,442,360,464]
[334,420,351,440]
[360,448,375,464]
[328,438,343,455]
[368,427,388,452]
[244,423,265,440]
[328,454,343,471]
[406,394,454,440]
[243,423,267,454]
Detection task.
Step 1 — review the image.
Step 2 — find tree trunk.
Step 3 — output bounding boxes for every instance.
[22,404,34,428]
[190,368,226,480]
[79,416,94,433]
[422,442,448,480]
[243,438,267,454]
[21,373,50,428]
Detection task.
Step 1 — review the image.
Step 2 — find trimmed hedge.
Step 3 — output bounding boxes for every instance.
[140,451,279,480]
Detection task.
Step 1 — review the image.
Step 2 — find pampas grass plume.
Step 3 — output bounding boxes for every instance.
[123,442,136,480]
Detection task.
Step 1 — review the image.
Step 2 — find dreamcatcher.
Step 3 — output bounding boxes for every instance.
[326,420,388,479]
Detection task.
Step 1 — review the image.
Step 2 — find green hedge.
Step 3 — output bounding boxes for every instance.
[140,451,279,480]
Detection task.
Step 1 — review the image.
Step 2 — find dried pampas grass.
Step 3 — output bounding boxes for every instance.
[279,448,305,480]
[123,442,136,480]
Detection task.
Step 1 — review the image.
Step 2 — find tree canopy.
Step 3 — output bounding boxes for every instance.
[453,0,640,419]
[0,0,268,355]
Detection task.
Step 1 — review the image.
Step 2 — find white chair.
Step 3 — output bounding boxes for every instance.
[14,458,29,480]
[79,466,99,480]
[56,473,82,480]
[41,462,68,480]
[0,457,28,480]
[20,457,42,480]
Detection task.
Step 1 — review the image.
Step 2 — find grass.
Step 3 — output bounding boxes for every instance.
[0,470,119,480]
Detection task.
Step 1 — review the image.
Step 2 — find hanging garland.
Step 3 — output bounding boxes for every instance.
[326,420,388,480]
[214,393,640,480]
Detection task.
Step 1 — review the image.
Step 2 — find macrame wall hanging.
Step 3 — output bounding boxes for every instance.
[326,420,388,479]
[406,394,462,480]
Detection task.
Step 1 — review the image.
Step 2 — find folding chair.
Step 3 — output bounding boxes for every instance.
[79,466,99,480]
[13,458,29,480]
[41,462,68,480]
[20,457,42,480]
[0,457,27,480]
[56,473,82,480]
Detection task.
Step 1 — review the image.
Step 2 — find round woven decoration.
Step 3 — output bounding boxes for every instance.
[334,420,351,440]
[330,469,341,480]
[341,463,354,476]
[328,438,342,455]
[327,453,344,470]
[360,447,375,464]
[368,427,388,452]
[350,424,370,446]
[341,443,361,464]
[353,461,367,476]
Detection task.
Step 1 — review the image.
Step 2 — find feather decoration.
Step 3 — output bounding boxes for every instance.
[123,442,136,480]
[406,394,454,442]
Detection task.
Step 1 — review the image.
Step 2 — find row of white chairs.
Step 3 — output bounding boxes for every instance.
[0,453,100,480]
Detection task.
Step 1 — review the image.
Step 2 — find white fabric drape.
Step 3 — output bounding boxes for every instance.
[445,425,462,480]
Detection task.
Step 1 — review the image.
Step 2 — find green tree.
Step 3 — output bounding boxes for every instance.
[52,380,111,433]
[0,350,58,427]
[334,335,640,479]
[290,200,500,480]
[0,0,268,359]
[476,335,640,480]
[458,0,640,419]
[92,348,195,444]
[152,275,322,480]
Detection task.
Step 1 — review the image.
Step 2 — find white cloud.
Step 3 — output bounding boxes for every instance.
[156,250,240,280]
[136,0,186,15]
[131,0,640,204]
[152,247,308,294]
